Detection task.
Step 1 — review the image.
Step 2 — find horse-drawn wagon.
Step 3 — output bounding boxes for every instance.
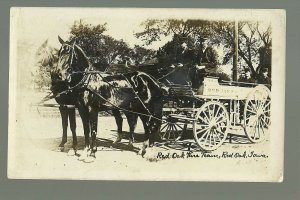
[159,76,271,151]
[39,38,271,157]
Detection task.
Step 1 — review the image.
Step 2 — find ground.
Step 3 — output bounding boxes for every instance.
[8,102,273,181]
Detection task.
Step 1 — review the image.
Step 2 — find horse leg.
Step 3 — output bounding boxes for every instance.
[124,112,138,148]
[112,109,123,144]
[138,115,150,157]
[67,107,77,155]
[58,105,68,151]
[77,105,90,158]
[149,103,163,147]
[89,109,98,159]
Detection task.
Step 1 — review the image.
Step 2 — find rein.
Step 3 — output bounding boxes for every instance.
[85,85,164,123]
[42,43,166,123]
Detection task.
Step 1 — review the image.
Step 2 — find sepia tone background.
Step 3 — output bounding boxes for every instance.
[0,0,299,199]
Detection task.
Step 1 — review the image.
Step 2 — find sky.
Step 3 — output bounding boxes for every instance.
[14,7,274,51]
[14,8,177,51]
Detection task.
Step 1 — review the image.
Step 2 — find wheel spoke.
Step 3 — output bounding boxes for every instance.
[160,123,169,132]
[260,117,269,128]
[202,129,211,144]
[263,108,271,115]
[211,130,217,145]
[173,124,178,140]
[214,129,221,142]
[257,120,261,139]
[208,105,212,119]
[214,106,221,119]
[215,112,226,123]
[259,121,265,135]
[162,124,171,138]
[246,109,257,115]
[168,125,173,140]
[249,101,258,112]
[252,120,258,139]
[202,109,210,122]
[196,126,210,134]
[216,126,224,136]
[198,129,210,140]
[256,100,262,111]
[198,115,209,124]
[208,131,212,146]
[216,117,227,125]
[175,123,184,130]
[209,104,215,119]
[263,101,271,110]
[173,124,177,139]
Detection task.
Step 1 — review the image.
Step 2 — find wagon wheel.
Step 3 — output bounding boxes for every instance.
[193,101,229,151]
[244,85,271,143]
[159,116,185,142]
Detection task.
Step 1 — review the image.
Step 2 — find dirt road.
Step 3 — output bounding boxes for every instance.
[8,104,272,181]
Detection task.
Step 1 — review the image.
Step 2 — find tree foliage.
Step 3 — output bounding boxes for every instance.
[135,19,213,45]
[136,19,219,68]
[69,20,155,70]
[130,45,156,65]
[32,40,58,90]
[209,21,272,80]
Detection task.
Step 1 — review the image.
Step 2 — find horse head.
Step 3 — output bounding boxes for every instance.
[54,36,90,85]
[129,72,163,103]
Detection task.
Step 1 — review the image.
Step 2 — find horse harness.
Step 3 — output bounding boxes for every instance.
[44,42,165,123]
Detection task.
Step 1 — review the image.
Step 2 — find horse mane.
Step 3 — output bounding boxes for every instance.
[73,44,92,71]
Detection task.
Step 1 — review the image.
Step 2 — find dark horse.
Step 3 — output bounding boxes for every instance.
[36,40,78,154]
[54,37,164,160]
[40,38,131,155]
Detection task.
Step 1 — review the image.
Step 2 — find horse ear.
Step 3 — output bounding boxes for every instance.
[58,36,64,44]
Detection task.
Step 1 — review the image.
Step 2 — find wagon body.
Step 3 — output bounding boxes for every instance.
[160,76,271,151]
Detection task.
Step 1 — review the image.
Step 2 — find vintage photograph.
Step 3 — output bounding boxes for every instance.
[8,8,285,181]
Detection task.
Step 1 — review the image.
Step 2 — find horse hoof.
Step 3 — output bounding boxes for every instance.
[89,152,96,158]
[67,149,76,156]
[77,148,89,161]
[138,149,146,157]
[149,143,154,148]
[113,138,122,144]
[56,146,64,152]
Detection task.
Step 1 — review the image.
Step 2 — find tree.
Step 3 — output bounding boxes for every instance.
[130,45,156,65]
[32,40,58,90]
[210,21,272,81]
[69,20,135,70]
[69,19,107,57]
[136,19,213,45]
[256,24,272,76]
[136,19,214,65]
[96,35,132,67]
